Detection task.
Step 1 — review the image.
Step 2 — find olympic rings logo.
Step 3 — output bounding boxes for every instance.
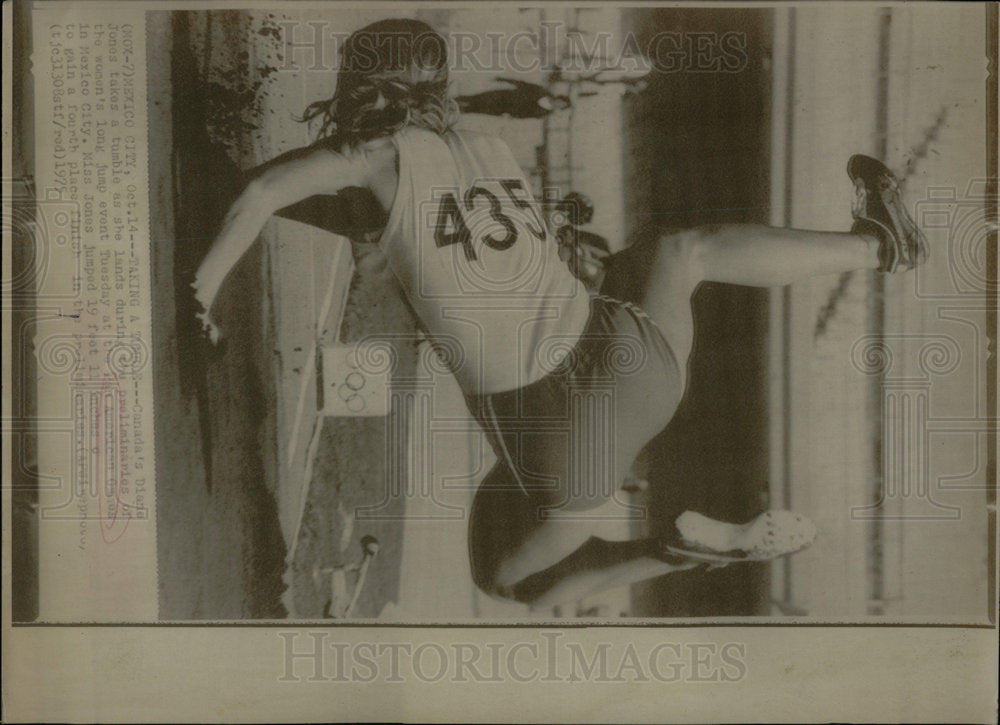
[337,370,368,413]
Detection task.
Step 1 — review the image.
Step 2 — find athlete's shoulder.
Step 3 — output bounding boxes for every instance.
[320,137,396,188]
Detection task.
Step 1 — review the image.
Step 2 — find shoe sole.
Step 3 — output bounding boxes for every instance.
[666,510,817,564]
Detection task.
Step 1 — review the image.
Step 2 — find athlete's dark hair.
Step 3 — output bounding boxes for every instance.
[301,19,459,147]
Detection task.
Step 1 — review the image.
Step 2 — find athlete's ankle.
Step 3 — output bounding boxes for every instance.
[854,230,883,269]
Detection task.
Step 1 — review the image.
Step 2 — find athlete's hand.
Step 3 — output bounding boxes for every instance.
[195,307,221,344]
[191,280,222,344]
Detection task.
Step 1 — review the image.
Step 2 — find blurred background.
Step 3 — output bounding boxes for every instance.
[129,5,994,621]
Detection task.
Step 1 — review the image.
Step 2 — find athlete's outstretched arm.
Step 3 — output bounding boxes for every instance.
[192,147,366,339]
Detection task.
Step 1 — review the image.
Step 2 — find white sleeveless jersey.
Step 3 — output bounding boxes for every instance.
[381,126,591,394]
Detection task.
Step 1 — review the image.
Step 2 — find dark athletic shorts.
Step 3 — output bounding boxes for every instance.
[465,294,684,597]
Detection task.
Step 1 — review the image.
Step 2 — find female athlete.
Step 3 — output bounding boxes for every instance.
[193,19,928,607]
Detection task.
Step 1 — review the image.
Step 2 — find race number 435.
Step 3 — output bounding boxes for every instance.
[433,178,546,260]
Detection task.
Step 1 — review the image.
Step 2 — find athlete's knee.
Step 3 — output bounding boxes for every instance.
[645,227,711,277]
[471,543,553,605]
[650,227,708,286]
[476,572,553,606]
[473,563,536,605]
[683,222,770,271]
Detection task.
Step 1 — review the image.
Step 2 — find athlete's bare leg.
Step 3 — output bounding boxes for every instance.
[504,510,817,607]
[694,224,879,286]
[603,225,880,366]
[511,538,699,610]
